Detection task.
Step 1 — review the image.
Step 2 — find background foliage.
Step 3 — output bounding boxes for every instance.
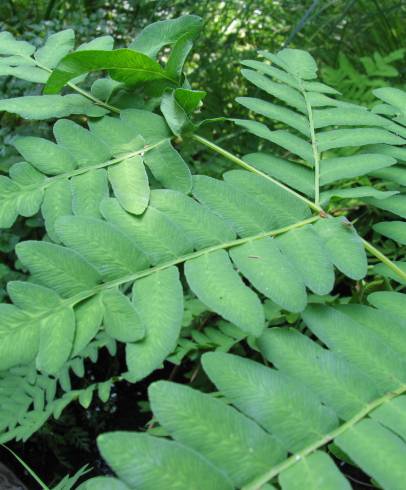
[0,1,405,488]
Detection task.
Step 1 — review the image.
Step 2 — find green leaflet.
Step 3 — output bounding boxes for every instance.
[72,295,104,356]
[102,288,145,342]
[54,216,149,280]
[107,156,150,215]
[97,432,233,490]
[372,261,406,285]
[161,88,206,136]
[16,240,101,297]
[36,307,75,374]
[54,118,111,167]
[100,198,192,265]
[34,29,75,69]
[234,120,314,163]
[320,187,398,205]
[241,69,306,112]
[364,195,406,219]
[165,34,194,80]
[368,291,406,322]
[44,49,177,94]
[0,65,48,83]
[7,281,61,313]
[193,174,277,236]
[336,419,406,490]
[312,107,387,128]
[129,15,202,58]
[0,94,109,119]
[0,31,35,56]
[243,152,313,196]
[316,128,404,152]
[276,225,335,295]
[149,189,236,248]
[13,136,76,175]
[149,381,284,487]
[240,60,300,89]
[313,217,367,280]
[373,87,406,115]
[185,250,265,336]
[276,48,318,80]
[0,305,39,370]
[223,171,311,226]
[320,153,396,185]
[336,304,406,357]
[71,169,109,218]
[229,238,307,312]
[236,97,310,136]
[203,352,339,452]
[42,180,72,242]
[278,451,351,490]
[77,35,114,51]
[143,139,192,193]
[120,109,171,144]
[126,267,183,381]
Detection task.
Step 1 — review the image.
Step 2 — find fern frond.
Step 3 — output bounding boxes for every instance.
[235,48,406,207]
[84,294,406,490]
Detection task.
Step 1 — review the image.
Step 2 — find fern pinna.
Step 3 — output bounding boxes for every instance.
[0,16,405,489]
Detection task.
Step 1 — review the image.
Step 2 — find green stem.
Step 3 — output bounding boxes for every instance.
[303,90,321,206]
[67,80,120,114]
[192,134,322,213]
[242,383,406,490]
[362,238,406,282]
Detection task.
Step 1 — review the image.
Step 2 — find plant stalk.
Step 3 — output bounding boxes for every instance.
[192,134,322,213]
[362,238,406,282]
[303,91,321,206]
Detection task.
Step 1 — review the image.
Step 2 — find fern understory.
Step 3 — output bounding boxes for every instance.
[0,15,405,490]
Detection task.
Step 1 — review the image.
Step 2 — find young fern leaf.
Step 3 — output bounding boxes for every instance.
[84,294,406,490]
[0,110,191,235]
[235,48,405,206]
